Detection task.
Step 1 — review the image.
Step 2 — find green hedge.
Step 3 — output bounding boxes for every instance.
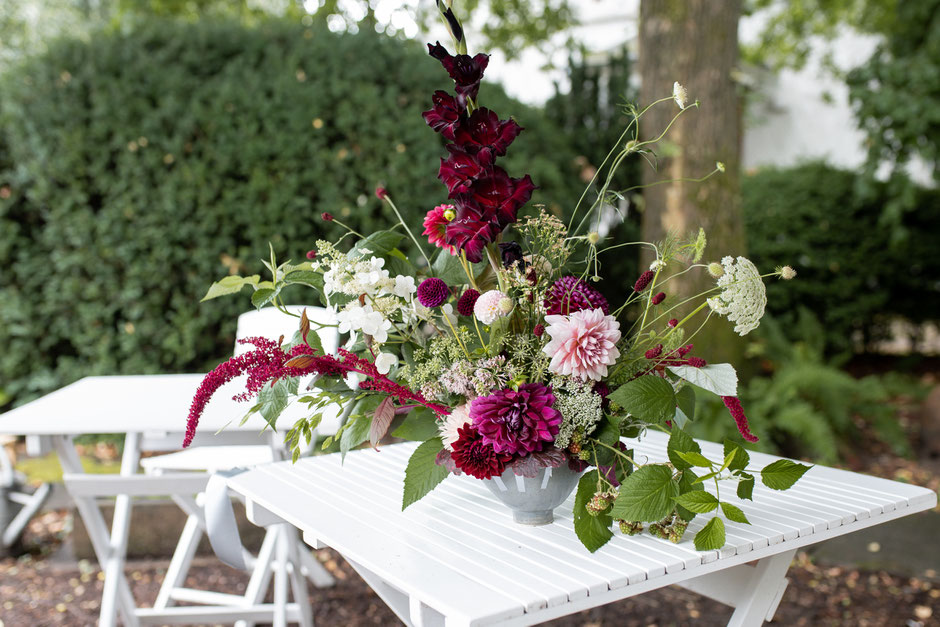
[0,19,584,407]
[743,161,940,354]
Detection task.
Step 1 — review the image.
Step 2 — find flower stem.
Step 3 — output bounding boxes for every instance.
[381,193,432,269]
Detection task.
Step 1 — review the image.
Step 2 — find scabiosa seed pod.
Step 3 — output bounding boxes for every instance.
[417,277,449,308]
[321,212,334,222]
[305,250,317,260]
[687,357,707,368]
[633,270,655,292]
[533,323,545,338]
[668,318,678,328]
[778,265,797,280]
[456,289,480,316]
[645,344,663,360]
[707,261,723,278]
[651,292,666,305]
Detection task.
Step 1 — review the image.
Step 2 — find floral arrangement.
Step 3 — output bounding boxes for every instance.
[185,4,808,552]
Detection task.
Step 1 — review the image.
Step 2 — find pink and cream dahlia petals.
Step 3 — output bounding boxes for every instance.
[542,308,622,381]
[474,289,509,325]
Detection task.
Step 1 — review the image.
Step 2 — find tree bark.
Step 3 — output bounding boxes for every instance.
[638,0,746,364]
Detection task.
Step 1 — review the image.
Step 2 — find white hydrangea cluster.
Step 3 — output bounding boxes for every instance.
[707,255,767,336]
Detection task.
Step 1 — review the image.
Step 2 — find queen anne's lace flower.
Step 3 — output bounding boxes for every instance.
[707,256,767,336]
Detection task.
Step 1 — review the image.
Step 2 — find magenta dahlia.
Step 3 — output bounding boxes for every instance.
[544,276,610,316]
[470,383,562,456]
[450,424,512,479]
[417,277,449,308]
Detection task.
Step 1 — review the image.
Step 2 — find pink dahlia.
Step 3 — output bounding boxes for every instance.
[422,204,456,255]
[544,276,610,316]
[542,308,622,381]
[470,383,562,455]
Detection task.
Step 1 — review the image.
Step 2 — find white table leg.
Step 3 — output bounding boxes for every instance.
[154,513,202,609]
[725,549,796,627]
[346,557,445,627]
[298,544,335,588]
[273,526,289,627]
[53,435,139,626]
[286,526,314,627]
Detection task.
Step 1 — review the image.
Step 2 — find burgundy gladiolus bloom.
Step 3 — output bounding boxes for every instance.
[427,42,489,106]
[457,169,536,228]
[422,90,464,140]
[438,147,485,196]
[453,108,523,165]
[721,396,759,442]
[444,201,502,263]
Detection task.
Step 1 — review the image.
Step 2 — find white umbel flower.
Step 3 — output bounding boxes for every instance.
[439,405,471,451]
[673,81,689,109]
[707,256,767,336]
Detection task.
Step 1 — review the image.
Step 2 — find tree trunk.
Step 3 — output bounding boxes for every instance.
[638,0,746,365]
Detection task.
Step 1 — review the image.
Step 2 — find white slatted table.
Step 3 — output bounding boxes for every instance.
[224,432,937,627]
[0,374,287,627]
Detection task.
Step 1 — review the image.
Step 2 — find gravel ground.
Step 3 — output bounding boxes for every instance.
[1,518,937,627]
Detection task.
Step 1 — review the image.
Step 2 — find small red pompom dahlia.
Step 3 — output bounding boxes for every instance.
[544,276,610,316]
[651,292,666,305]
[417,277,450,308]
[450,424,512,479]
[633,270,655,292]
[457,289,480,316]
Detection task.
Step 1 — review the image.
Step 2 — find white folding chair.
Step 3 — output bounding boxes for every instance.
[64,305,341,627]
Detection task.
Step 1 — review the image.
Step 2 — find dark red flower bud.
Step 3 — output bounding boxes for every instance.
[305,250,317,260]
[633,270,655,292]
[645,344,663,360]
[427,42,489,107]
[375,187,388,200]
[457,289,480,316]
[668,318,678,328]
[533,324,545,338]
[321,212,334,222]
[652,292,666,305]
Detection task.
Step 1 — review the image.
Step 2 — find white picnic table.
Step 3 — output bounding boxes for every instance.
[222,432,937,627]
[0,373,282,626]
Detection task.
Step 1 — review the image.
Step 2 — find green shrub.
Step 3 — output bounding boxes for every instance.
[0,18,584,407]
[742,161,940,354]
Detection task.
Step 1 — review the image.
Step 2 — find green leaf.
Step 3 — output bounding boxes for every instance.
[573,470,614,552]
[676,385,696,422]
[760,459,811,490]
[201,274,260,301]
[349,230,404,258]
[432,249,469,284]
[402,438,449,510]
[667,363,738,397]
[610,465,679,522]
[677,451,714,468]
[282,270,323,288]
[251,287,278,309]
[737,473,755,500]
[720,448,737,472]
[391,407,440,441]
[720,502,751,524]
[586,415,621,466]
[693,471,720,484]
[676,469,704,521]
[694,516,726,551]
[257,379,290,429]
[608,375,676,423]
[368,396,396,448]
[674,491,719,513]
[723,440,750,472]
[339,413,372,461]
[667,428,702,471]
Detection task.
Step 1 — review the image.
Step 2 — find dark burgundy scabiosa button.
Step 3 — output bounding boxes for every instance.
[422,90,464,140]
[533,324,545,338]
[427,42,489,107]
[321,212,334,222]
[417,277,450,308]
[633,270,655,292]
[457,288,480,316]
[544,276,610,316]
[450,424,512,480]
[668,318,678,328]
[453,107,523,166]
[305,250,317,260]
[651,292,666,305]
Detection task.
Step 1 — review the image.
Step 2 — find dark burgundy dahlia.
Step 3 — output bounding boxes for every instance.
[470,383,562,456]
[450,424,512,479]
[544,276,610,316]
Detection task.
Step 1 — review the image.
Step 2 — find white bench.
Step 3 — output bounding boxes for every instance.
[219,431,937,627]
